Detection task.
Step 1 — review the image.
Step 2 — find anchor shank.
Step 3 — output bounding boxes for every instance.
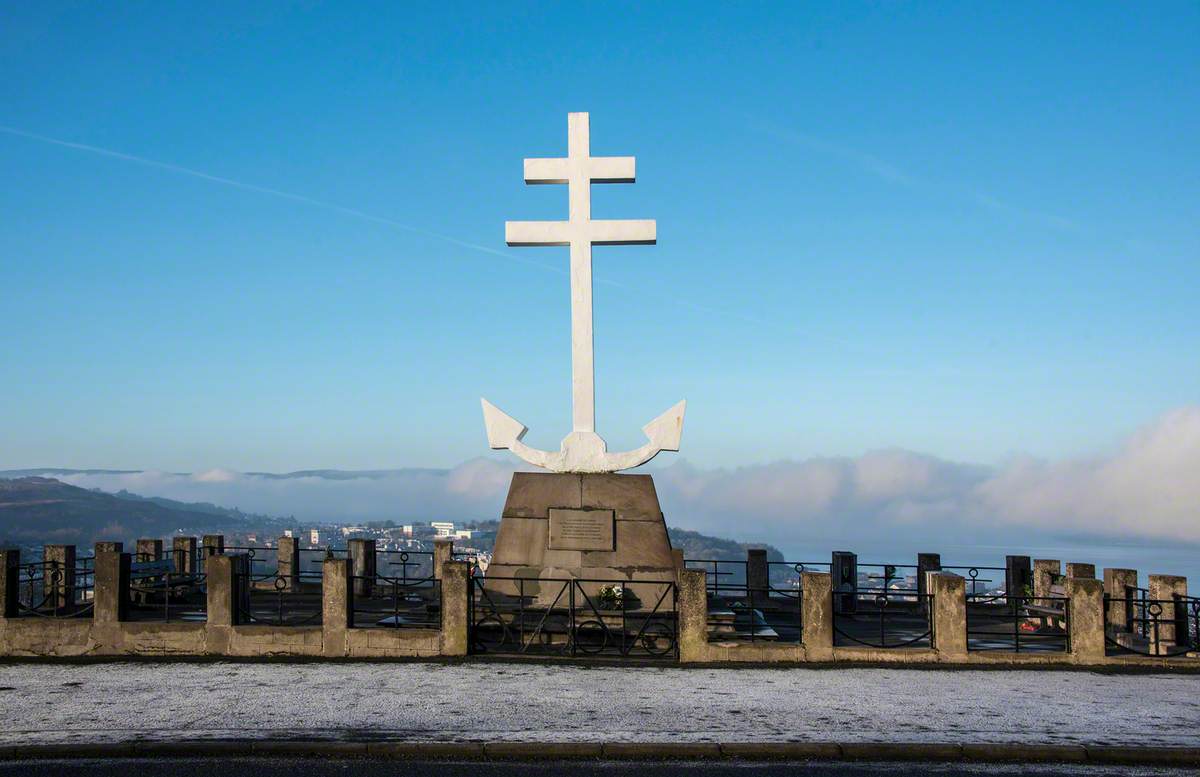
[570,239,595,433]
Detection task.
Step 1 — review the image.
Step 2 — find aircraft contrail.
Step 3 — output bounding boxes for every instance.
[0,124,851,347]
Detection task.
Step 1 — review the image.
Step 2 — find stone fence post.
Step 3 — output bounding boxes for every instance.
[927,572,966,659]
[830,551,857,614]
[348,538,376,597]
[206,554,249,627]
[800,571,833,660]
[1005,556,1032,603]
[0,549,19,618]
[135,538,162,563]
[201,535,225,561]
[433,538,455,580]
[1149,575,1187,653]
[322,557,351,657]
[277,536,300,592]
[1066,562,1096,580]
[93,550,130,623]
[44,544,76,613]
[94,541,122,554]
[746,548,768,607]
[916,553,941,599]
[172,536,198,575]
[1033,559,1060,599]
[1103,568,1138,631]
[677,567,708,663]
[439,560,470,656]
[1066,577,1104,663]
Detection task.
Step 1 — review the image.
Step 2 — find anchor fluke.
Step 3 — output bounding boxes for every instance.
[642,400,686,452]
[481,398,527,450]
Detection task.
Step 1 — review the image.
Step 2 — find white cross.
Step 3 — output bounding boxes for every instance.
[504,112,656,435]
[483,112,683,473]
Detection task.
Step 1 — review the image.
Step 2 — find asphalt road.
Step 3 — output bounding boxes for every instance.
[0,760,1193,777]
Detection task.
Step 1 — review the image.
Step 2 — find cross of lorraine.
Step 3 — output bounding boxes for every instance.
[481,112,686,473]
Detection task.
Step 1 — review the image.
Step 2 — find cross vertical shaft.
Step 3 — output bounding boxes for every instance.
[568,113,595,433]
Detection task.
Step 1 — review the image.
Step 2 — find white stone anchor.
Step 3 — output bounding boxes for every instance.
[481,112,686,473]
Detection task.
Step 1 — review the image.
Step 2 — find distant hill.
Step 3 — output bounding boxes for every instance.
[0,477,246,546]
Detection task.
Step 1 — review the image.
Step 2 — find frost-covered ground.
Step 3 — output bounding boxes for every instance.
[0,662,1195,747]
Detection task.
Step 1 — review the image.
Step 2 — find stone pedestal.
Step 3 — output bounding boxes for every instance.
[486,472,676,601]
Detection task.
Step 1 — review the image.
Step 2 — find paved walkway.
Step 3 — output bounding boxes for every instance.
[0,662,1196,747]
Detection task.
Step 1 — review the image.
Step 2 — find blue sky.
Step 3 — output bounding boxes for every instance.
[1,2,1197,474]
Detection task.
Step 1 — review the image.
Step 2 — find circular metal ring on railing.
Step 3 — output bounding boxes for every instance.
[639,622,675,657]
[1148,602,1163,618]
[968,568,979,581]
[400,552,410,563]
[794,563,805,575]
[471,616,510,649]
[875,593,889,607]
[574,620,608,654]
[274,575,288,591]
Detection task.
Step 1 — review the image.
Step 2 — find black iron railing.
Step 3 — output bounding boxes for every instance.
[942,566,1007,601]
[1104,590,1198,657]
[235,571,323,626]
[832,589,933,649]
[128,564,208,622]
[706,580,803,643]
[469,575,677,659]
[966,596,1069,652]
[350,573,440,629]
[16,561,95,619]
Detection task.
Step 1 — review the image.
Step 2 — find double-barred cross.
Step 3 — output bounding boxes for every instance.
[504,112,656,435]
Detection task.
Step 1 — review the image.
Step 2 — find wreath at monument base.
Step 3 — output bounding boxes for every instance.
[597,584,640,610]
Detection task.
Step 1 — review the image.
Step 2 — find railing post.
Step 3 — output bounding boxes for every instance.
[93,550,130,623]
[172,536,198,575]
[916,553,941,600]
[205,555,237,627]
[439,560,470,657]
[1066,577,1104,663]
[927,572,966,659]
[800,571,833,660]
[1103,568,1138,631]
[44,544,76,614]
[322,556,352,657]
[348,538,376,597]
[677,568,708,663]
[1033,559,1060,599]
[1066,562,1096,580]
[746,548,768,608]
[433,538,455,580]
[1149,575,1187,654]
[277,536,300,592]
[0,549,19,619]
[135,538,163,562]
[830,551,857,614]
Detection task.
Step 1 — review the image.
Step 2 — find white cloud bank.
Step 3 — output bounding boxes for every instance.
[37,407,1200,547]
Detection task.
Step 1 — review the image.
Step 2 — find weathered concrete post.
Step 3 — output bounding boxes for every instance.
[93,550,130,623]
[830,551,857,614]
[1034,559,1061,600]
[205,555,240,627]
[172,537,198,575]
[277,536,300,592]
[0,549,19,619]
[201,535,225,560]
[1148,575,1187,654]
[927,572,967,660]
[1103,568,1138,632]
[746,548,769,608]
[135,538,163,562]
[439,560,471,657]
[44,544,76,614]
[1066,562,1096,579]
[916,553,941,600]
[433,538,455,581]
[322,556,351,657]
[348,539,376,597]
[94,541,123,554]
[677,568,708,663]
[800,571,833,661]
[1066,577,1105,663]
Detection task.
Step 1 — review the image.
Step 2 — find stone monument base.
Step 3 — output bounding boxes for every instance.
[485,472,679,603]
